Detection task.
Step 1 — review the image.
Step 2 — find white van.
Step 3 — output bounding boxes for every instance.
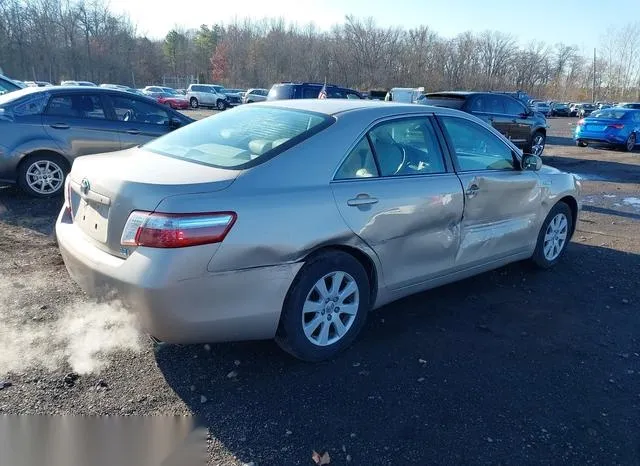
[384,87,425,103]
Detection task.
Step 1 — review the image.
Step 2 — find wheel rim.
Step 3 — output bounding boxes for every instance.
[627,134,635,151]
[543,213,568,261]
[190,98,197,108]
[25,160,64,194]
[532,134,545,156]
[302,271,359,347]
[217,101,225,110]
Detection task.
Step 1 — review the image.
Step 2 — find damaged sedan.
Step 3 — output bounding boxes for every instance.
[56,100,581,361]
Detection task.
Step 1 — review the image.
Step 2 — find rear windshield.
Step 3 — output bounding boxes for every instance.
[422,95,466,109]
[143,106,333,169]
[591,109,628,119]
[267,84,294,100]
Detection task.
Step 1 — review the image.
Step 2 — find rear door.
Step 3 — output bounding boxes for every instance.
[437,115,542,268]
[42,93,121,157]
[467,95,511,141]
[331,116,464,290]
[104,94,172,148]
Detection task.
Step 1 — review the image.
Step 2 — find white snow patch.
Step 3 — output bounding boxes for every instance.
[603,194,617,198]
[622,197,640,208]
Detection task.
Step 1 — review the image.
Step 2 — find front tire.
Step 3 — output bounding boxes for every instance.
[528,131,546,156]
[189,97,198,109]
[18,153,68,198]
[531,202,573,269]
[276,251,371,361]
[216,100,226,111]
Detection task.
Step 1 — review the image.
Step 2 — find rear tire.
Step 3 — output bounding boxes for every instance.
[276,251,371,361]
[531,202,573,269]
[18,153,69,198]
[189,97,198,109]
[623,132,636,152]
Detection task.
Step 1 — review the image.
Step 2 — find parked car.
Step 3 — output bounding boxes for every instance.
[242,88,269,104]
[550,102,570,117]
[186,84,229,110]
[575,108,640,151]
[569,103,581,117]
[0,74,24,95]
[100,84,142,95]
[155,90,189,110]
[55,100,581,361]
[531,101,551,116]
[598,103,612,110]
[616,102,640,109]
[384,87,425,103]
[267,82,363,100]
[421,91,548,156]
[576,103,596,118]
[367,90,388,101]
[0,87,194,197]
[221,88,243,107]
[24,81,53,87]
[60,80,97,87]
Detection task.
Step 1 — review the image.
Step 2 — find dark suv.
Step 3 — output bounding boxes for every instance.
[421,91,548,156]
[267,82,363,100]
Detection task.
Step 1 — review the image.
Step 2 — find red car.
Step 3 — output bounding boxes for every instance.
[156,93,189,110]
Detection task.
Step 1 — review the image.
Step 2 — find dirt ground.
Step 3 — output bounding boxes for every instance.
[0,115,639,465]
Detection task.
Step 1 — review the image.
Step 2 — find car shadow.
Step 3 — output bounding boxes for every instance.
[0,186,61,236]
[582,204,640,221]
[155,243,640,465]
[547,135,575,146]
[544,155,640,183]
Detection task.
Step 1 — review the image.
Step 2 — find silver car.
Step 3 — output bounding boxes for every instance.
[242,88,269,104]
[56,100,581,361]
[186,84,228,110]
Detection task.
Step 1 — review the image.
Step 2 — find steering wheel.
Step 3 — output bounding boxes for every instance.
[392,145,408,175]
[122,110,134,122]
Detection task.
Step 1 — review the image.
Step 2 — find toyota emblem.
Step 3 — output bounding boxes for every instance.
[80,178,90,194]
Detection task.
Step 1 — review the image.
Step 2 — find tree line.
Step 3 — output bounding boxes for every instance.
[1,0,639,101]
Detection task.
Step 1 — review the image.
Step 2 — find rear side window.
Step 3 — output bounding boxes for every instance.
[143,106,333,169]
[302,86,322,99]
[11,92,50,116]
[422,95,466,109]
[46,94,106,119]
[267,85,294,100]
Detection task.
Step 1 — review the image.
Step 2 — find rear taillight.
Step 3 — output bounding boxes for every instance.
[607,123,625,129]
[64,176,73,219]
[577,119,585,126]
[120,211,236,248]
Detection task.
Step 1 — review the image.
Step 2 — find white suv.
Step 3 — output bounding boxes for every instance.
[186,84,229,110]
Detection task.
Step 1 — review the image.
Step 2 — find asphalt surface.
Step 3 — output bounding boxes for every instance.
[0,115,639,466]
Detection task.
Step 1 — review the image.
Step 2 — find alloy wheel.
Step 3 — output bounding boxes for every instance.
[25,160,64,195]
[626,133,636,151]
[531,134,545,156]
[543,213,568,261]
[302,271,359,346]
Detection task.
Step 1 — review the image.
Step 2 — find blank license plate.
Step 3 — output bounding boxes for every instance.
[586,124,605,132]
[75,198,109,243]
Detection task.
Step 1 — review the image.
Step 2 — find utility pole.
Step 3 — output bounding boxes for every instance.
[592,48,596,103]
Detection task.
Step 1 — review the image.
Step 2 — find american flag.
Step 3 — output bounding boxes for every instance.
[318,81,327,99]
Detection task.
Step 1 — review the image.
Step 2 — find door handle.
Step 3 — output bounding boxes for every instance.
[465,184,480,198]
[126,129,141,135]
[50,123,69,129]
[347,195,379,206]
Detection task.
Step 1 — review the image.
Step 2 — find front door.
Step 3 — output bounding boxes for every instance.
[437,115,542,268]
[42,93,121,158]
[104,94,171,149]
[331,116,464,290]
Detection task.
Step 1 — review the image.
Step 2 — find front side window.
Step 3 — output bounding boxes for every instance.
[46,94,105,119]
[504,97,526,115]
[143,106,332,169]
[440,116,514,171]
[110,96,169,125]
[368,118,446,176]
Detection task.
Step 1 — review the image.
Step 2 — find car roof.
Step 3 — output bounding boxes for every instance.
[251,99,466,118]
[1,85,159,101]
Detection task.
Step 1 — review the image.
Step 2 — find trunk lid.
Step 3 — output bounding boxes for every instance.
[68,147,238,258]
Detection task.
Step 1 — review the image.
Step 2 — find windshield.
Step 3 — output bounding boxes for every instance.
[143,106,333,169]
[267,84,294,100]
[210,86,224,93]
[590,109,628,119]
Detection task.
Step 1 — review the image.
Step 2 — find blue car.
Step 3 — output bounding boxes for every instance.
[574,108,640,151]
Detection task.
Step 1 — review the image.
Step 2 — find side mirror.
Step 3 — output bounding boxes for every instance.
[521,153,542,171]
[168,118,182,130]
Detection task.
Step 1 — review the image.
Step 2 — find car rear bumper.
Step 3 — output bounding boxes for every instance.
[56,208,302,344]
[574,130,627,144]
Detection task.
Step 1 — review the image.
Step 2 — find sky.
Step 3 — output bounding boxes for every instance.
[107,0,630,54]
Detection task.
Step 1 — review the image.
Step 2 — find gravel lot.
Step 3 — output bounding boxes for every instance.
[1,114,639,465]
